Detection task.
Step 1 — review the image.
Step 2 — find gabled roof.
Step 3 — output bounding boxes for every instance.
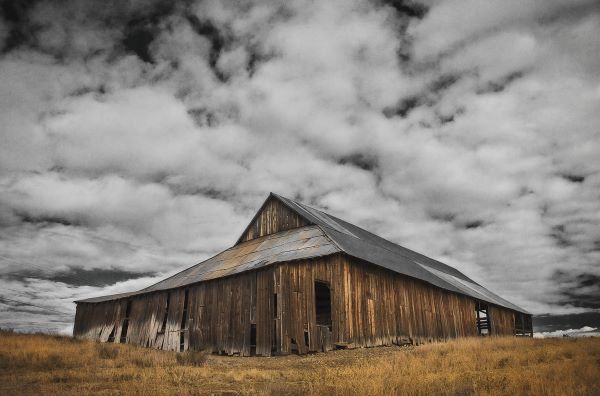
[77,193,528,314]
[270,194,527,313]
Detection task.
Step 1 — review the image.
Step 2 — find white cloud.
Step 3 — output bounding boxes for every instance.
[533,326,599,338]
[0,0,599,332]
[0,172,245,252]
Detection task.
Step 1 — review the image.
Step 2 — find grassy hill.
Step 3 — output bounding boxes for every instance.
[1,329,598,395]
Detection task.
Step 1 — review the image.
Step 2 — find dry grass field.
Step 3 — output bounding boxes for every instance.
[1,329,599,395]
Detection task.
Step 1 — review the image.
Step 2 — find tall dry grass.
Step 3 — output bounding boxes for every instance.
[0,329,598,395]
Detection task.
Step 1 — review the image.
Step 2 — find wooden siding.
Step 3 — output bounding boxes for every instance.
[73,298,129,342]
[489,305,515,336]
[238,197,309,243]
[274,255,480,353]
[74,254,524,355]
[75,269,275,356]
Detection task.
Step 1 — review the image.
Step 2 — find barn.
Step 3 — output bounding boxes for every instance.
[73,193,533,355]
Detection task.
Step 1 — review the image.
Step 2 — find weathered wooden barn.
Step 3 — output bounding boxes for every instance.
[74,193,533,355]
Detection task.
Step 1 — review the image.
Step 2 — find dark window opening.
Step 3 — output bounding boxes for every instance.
[515,313,532,337]
[120,320,129,343]
[180,289,189,352]
[304,329,309,347]
[125,299,132,318]
[107,326,115,343]
[159,294,170,334]
[315,281,332,330]
[273,293,278,319]
[524,315,533,337]
[250,324,257,355]
[515,312,524,335]
[120,300,132,343]
[476,301,490,336]
[272,310,278,353]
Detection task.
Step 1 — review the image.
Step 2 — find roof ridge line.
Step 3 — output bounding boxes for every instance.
[317,220,466,280]
[316,224,345,252]
[309,205,479,284]
[276,194,475,280]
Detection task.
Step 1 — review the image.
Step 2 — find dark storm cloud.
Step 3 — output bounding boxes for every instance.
[549,225,572,248]
[552,270,600,309]
[6,266,156,287]
[122,22,159,64]
[533,312,600,333]
[383,0,428,19]
[561,174,585,184]
[17,212,82,227]
[0,0,599,333]
[0,0,37,53]
[186,107,218,127]
[428,211,456,223]
[185,14,228,80]
[337,153,379,172]
[463,220,484,230]
[382,95,421,118]
[428,73,461,93]
[475,71,525,94]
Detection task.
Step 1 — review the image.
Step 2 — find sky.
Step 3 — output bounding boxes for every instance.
[0,0,599,335]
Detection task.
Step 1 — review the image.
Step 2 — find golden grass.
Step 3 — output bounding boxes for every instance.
[1,329,598,395]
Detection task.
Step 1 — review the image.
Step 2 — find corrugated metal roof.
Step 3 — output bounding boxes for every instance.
[78,193,528,314]
[418,265,526,313]
[76,225,339,303]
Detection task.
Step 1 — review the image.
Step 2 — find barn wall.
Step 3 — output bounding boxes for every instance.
[274,254,520,353]
[238,197,309,243]
[73,298,129,342]
[74,268,275,356]
[74,254,525,355]
[274,255,478,353]
[489,305,515,336]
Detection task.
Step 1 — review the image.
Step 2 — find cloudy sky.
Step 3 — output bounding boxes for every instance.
[1,0,599,334]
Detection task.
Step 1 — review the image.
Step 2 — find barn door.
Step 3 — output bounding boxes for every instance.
[314,281,333,351]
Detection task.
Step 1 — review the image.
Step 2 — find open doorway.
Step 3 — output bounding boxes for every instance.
[119,300,132,343]
[250,324,257,355]
[315,281,332,330]
[476,301,491,336]
[179,289,189,352]
[158,293,170,335]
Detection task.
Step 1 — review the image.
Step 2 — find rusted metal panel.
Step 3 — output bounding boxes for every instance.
[77,226,339,304]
